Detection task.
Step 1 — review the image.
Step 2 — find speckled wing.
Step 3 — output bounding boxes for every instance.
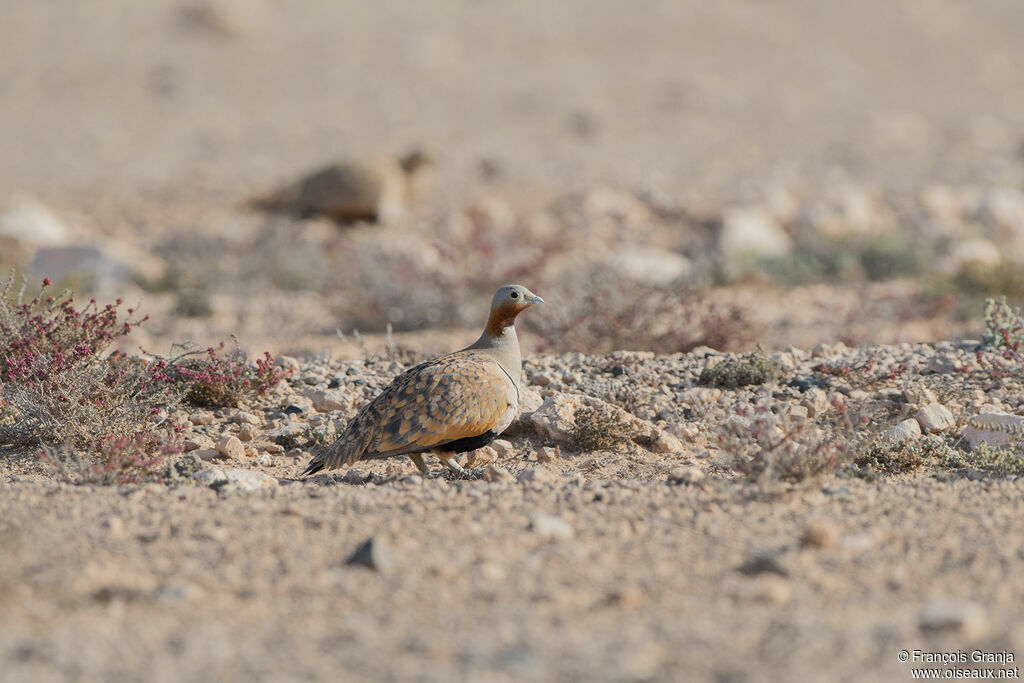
[304,351,518,473]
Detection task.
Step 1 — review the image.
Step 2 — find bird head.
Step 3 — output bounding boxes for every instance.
[486,285,543,336]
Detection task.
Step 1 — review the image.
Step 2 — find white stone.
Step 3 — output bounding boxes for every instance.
[191,467,227,487]
[607,244,691,286]
[489,439,516,459]
[222,468,278,491]
[919,599,988,639]
[0,200,71,246]
[216,435,246,460]
[301,388,347,413]
[962,413,1024,450]
[530,514,574,540]
[914,403,955,434]
[718,206,793,263]
[882,419,922,444]
[667,466,704,485]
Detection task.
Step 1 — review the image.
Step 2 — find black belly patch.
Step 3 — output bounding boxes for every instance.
[437,430,498,454]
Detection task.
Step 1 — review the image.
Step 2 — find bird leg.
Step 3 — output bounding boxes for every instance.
[435,452,477,479]
[407,453,435,478]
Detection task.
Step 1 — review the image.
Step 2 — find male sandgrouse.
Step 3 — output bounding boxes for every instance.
[302,285,543,478]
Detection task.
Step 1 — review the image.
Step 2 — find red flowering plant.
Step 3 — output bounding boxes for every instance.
[0,274,181,482]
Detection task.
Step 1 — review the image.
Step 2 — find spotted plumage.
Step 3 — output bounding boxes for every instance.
[303,285,543,477]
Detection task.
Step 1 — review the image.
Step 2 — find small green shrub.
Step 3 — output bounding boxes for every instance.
[698,353,777,389]
[571,406,633,451]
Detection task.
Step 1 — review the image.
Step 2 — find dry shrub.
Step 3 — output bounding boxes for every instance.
[39,431,184,485]
[698,352,778,388]
[721,401,864,490]
[167,343,282,408]
[570,406,633,451]
[0,274,180,449]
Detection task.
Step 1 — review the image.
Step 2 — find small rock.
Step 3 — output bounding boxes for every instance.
[232,411,260,425]
[740,576,793,605]
[801,386,830,417]
[517,468,557,484]
[275,355,301,371]
[465,446,498,468]
[266,422,308,447]
[800,521,838,550]
[480,465,515,483]
[882,418,922,444]
[236,424,257,442]
[347,537,394,573]
[301,388,347,413]
[222,468,278,491]
[193,449,221,461]
[216,435,246,460]
[925,354,960,374]
[489,439,516,459]
[718,206,793,266]
[188,411,215,426]
[535,446,559,463]
[183,435,215,452]
[0,199,71,246]
[191,467,228,488]
[962,413,1024,450]
[915,403,956,434]
[667,466,704,485]
[263,443,285,455]
[256,454,273,467]
[529,514,574,540]
[919,599,988,639]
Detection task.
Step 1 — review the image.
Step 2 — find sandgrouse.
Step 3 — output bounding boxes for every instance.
[302,285,543,478]
[250,149,432,225]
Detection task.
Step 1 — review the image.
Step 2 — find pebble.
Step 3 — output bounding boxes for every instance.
[962,413,1024,450]
[236,424,257,442]
[191,467,228,488]
[489,439,516,460]
[881,418,922,444]
[914,403,955,434]
[667,466,704,485]
[301,388,347,412]
[800,520,838,549]
[222,468,278,491]
[216,435,246,460]
[189,412,215,426]
[232,411,260,425]
[347,537,394,573]
[529,514,574,540]
[919,599,988,639]
[480,465,515,483]
[535,446,559,463]
[465,446,498,468]
[275,355,301,371]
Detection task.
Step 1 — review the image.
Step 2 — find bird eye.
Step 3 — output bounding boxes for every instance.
[510,291,519,299]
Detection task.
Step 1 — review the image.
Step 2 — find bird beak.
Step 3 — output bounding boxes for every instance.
[531,295,544,304]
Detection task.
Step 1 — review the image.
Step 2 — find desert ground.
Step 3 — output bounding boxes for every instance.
[3,2,1024,682]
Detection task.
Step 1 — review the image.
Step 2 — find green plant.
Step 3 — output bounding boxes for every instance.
[698,353,777,389]
[570,406,633,451]
[721,401,862,489]
[982,296,1024,351]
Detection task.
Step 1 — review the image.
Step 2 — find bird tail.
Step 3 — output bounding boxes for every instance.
[300,456,325,477]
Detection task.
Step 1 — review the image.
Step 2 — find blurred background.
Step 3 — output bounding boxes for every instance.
[2,0,1024,358]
